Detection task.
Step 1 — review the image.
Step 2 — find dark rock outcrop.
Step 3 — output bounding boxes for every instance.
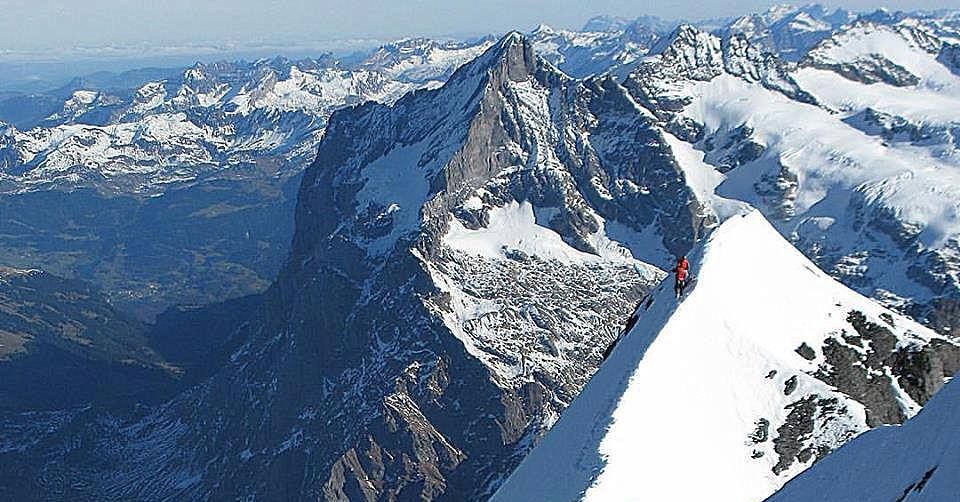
[772,396,840,475]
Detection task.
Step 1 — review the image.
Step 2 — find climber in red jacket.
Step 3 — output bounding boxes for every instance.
[674,255,689,299]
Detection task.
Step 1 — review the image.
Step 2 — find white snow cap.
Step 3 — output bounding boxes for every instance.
[492,210,941,502]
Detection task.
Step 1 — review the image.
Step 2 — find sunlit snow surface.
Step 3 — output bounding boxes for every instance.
[492,211,945,502]
[444,201,627,263]
[685,75,960,249]
[656,21,960,309]
[430,199,663,391]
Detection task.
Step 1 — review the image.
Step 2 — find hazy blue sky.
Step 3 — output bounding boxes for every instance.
[1,0,958,55]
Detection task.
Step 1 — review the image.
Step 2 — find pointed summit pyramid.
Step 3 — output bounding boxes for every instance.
[2,32,723,501]
[492,210,960,502]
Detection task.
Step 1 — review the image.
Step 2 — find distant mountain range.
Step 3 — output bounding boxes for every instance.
[2,4,960,501]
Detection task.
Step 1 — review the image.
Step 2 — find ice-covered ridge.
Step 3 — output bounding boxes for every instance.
[492,210,947,502]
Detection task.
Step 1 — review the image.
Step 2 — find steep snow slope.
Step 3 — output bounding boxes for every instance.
[493,210,959,502]
[796,21,960,119]
[683,75,960,296]
[623,20,960,330]
[768,377,960,502]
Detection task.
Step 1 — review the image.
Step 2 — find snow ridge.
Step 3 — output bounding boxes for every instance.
[493,210,957,502]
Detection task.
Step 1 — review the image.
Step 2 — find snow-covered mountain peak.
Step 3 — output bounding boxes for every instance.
[724,4,853,61]
[645,24,724,81]
[309,31,695,263]
[620,9,960,336]
[529,22,659,79]
[7,7,960,500]
[357,36,495,82]
[0,36,496,194]
[762,3,806,23]
[531,23,555,35]
[654,23,717,51]
[625,24,813,115]
[197,30,684,498]
[493,210,959,502]
[497,31,527,50]
[800,20,946,87]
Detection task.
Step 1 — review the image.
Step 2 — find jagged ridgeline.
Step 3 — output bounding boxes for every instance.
[0,32,718,500]
[0,39,494,318]
[3,5,960,501]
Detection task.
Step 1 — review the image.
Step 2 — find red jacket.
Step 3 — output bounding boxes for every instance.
[675,258,689,281]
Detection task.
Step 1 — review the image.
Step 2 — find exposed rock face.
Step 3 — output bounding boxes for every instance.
[722,34,816,104]
[0,41,495,194]
[5,9,960,501]
[768,379,960,502]
[771,396,839,475]
[701,124,765,173]
[844,108,927,142]
[0,33,704,500]
[939,42,960,76]
[274,33,680,498]
[802,54,920,86]
[490,211,960,502]
[619,17,960,346]
[0,39,494,317]
[625,25,814,116]
[802,310,960,428]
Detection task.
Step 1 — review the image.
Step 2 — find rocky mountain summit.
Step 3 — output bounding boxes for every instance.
[0,38,493,316]
[3,5,960,502]
[0,33,711,500]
